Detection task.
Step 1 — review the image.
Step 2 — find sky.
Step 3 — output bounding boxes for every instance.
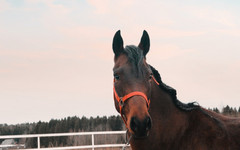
[0,0,240,124]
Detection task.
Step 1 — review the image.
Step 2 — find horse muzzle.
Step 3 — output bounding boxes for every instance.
[130,115,152,138]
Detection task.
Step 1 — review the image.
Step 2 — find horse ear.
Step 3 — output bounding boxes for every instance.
[112,30,124,56]
[138,30,150,56]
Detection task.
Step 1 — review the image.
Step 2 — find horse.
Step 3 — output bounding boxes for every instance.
[111,30,240,150]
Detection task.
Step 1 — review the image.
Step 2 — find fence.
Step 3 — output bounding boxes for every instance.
[0,131,130,150]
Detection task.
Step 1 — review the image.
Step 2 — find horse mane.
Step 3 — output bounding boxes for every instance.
[150,66,232,141]
[149,65,200,111]
[150,63,227,133]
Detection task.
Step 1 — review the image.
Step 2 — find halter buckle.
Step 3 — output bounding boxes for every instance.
[119,97,124,107]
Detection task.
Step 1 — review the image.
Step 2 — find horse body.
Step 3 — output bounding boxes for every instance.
[112,30,240,150]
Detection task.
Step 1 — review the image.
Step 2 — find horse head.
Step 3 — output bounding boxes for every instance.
[112,30,157,138]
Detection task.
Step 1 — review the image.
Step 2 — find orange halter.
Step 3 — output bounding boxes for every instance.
[113,76,159,126]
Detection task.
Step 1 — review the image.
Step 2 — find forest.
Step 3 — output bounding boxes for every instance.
[0,105,240,148]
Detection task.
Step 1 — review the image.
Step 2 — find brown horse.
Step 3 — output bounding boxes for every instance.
[112,30,240,150]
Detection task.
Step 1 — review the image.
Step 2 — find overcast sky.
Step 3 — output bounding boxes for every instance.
[0,0,240,124]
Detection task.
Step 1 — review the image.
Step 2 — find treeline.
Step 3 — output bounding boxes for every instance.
[0,115,125,148]
[208,105,240,117]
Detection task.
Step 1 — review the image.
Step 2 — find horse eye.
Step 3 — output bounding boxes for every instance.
[114,75,120,80]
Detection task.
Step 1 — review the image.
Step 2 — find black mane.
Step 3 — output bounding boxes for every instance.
[149,65,200,111]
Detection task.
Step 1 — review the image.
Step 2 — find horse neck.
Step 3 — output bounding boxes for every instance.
[149,82,189,140]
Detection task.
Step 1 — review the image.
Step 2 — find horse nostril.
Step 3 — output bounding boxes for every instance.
[130,117,138,133]
[146,116,152,131]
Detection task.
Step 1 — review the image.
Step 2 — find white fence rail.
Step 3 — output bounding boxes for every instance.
[0,131,129,150]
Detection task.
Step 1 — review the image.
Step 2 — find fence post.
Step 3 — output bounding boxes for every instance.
[37,136,40,149]
[92,133,94,150]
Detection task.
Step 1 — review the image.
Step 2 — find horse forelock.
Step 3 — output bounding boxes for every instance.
[123,45,145,75]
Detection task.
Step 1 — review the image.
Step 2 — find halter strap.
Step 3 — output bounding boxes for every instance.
[113,86,150,114]
[113,76,159,127]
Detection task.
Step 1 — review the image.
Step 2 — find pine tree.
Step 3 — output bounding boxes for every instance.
[223,105,230,115]
[213,108,220,113]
